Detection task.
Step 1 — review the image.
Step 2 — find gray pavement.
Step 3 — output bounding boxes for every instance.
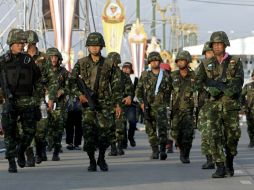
[0,125,254,190]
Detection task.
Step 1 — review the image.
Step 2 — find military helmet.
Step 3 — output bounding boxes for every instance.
[175,50,192,63]
[46,47,63,61]
[7,28,27,45]
[86,32,105,47]
[108,52,121,64]
[147,51,162,63]
[210,31,230,47]
[26,30,39,43]
[122,62,132,68]
[202,41,213,55]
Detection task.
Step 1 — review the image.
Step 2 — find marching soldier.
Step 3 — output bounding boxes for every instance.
[170,51,195,164]
[136,51,172,160]
[240,70,254,148]
[71,32,122,172]
[196,31,244,178]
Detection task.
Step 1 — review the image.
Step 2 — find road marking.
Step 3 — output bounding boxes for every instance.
[235,170,244,174]
[240,180,252,185]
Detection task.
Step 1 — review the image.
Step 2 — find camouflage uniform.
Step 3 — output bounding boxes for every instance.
[196,31,244,178]
[46,48,69,161]
[71,32,122,171]
[197,42,215,169]
[170,51,195,164]
[25,30,50,166]
[136,52,172,160]
[107,52,134,156]
[240,70,254,147]
[0,29,43,173]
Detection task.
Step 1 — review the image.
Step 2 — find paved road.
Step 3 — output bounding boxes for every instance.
[0,125,254,190]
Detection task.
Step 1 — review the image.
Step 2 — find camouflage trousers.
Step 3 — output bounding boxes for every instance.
[82,107,112,152]
[246,108,254,141]
[47,109,66,150]
[2,106,37,159]
[197,103,212,155]
[145,106,168,147]
[207,101,241,162]
[170,110,194,150]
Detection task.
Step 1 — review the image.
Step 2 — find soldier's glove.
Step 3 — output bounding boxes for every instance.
[223,89,234,97]
[208,87,221,97]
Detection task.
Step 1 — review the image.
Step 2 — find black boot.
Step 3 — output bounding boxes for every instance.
[248,139,254,148]
[108,143,118,156]
[52,147,60,161]
[150,146,159,159]
[128,128,136,147]
[202,155,215,169]
[8,158,17,173]
[35,143,43,164]
[97,149,108,171]
[17,144,26,168]
[212,162,226,178]
[117,141,125,156]
[41,143,48,161]
[225,154,234,177]
[160,144,167,160]
[180,147,190,164]
[26,147,35,167]
[87,151,97,172]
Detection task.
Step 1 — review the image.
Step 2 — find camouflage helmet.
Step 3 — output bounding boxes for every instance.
[147,51,162,63]
[175,50,192,63]
[26,30,39,43]
[210,31,230,47]
[46,47,63,61]
[202,41,213,55]
[7,28,27,45]
[86,32,105,47]
[108,52,121,64]
[122,62,132,68]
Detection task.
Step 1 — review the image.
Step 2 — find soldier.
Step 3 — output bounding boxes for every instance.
[122,62,138,147]
[197,42,215,169]
[0,29,53,173]
[46,47,69,161]
[71,32,122,172]
[196,31,244,178]
[240,70,254,148]
[107,52,133,156]
[136,51,172,160]
[24,30,49,166]
[170,51,195,164]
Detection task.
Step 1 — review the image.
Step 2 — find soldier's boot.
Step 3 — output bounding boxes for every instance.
[41,144,48,161]
[202,155,215,169]
[166,139,174,153]
[17,144,26,168]
[8,158,17,173]
[97,149,108,172]
[35,143,43,164]
[212,162,226,178]
[108,143,118,156]
[150,146,159,159]
[225,154,234,177]
[25,147,35,167]
[52,147,60,161]
[87,151,97,172]
[180,148,190,164]
[160,144,167,160]
[248,139,254,148]
[117,141,125,156]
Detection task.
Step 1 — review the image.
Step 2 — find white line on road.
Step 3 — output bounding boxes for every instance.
[240,180,252,185]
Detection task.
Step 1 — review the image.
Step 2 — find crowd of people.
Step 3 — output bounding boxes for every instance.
[0,28,253,179]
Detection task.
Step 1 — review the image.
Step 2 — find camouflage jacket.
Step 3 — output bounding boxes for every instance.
[240,81,254,110]
[71,54,122,108]
[171,69,196,112]
[119,71,134,101]
[136,69,172,108]
[196,54,244,110]
[48,65,69,107]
